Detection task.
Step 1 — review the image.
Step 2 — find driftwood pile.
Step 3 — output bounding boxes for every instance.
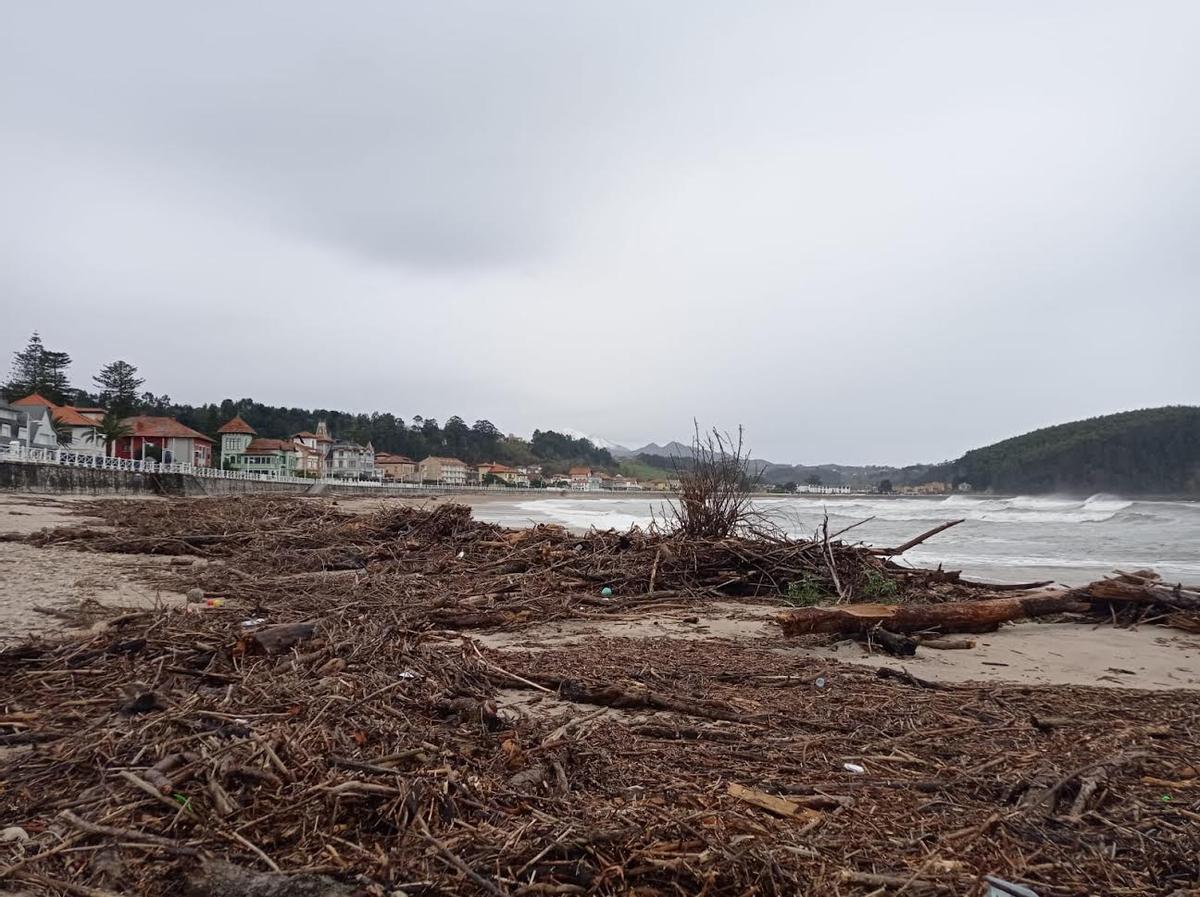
[21,499,1003,625]
[1,496,1198,896]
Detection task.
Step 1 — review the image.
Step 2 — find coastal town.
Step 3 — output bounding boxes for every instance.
[1,393,660,491]
[2,393,978,495]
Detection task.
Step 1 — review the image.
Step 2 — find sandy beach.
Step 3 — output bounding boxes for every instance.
[2,490,1197,689]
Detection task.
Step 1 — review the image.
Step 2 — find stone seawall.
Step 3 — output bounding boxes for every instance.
[0,462,399,498]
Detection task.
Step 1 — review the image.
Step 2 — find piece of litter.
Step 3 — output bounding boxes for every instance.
[984,875,1040,897]
[815,677,826,689]
[842,763,865,774]
[0,826,30,843]
[456,550,465,559]
[240,618,267,628]
[399,670,419,680]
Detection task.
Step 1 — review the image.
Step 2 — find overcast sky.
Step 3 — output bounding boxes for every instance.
[2,2,1197,464]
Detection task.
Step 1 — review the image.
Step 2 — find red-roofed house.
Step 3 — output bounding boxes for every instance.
[292,421,333,475]
[218,414,325,476]
[569,466,601,492]
[477,462,529,487]
[114,416,213,466]
[218,415,257,468]
[13,394,103,455]
[376,453,417,481]
[234,438,300,476]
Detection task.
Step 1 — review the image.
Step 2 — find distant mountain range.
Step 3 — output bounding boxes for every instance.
[557,431,690,460]
[583,405,1200,494]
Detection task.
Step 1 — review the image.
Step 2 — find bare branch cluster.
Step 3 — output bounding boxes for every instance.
[668,423,763,539]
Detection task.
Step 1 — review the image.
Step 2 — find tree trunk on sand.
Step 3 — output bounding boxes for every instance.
[777,591,1088,636]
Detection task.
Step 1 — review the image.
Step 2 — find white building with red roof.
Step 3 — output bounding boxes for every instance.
[12,393,103,456]
[114,416,213,466]
[376,452,417,481]
[568,466,601,491]
[292,421,334,475]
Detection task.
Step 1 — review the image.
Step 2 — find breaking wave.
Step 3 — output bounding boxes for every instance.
[513,498,661,532]
[515,493,1144,530]
[762,493,1136,525]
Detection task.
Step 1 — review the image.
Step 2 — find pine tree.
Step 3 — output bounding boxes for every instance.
[93,360,145,417]
[2,332,74,404]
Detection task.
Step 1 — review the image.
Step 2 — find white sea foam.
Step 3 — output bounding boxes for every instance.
[516,493,1138,529]
[767,493,1134,525]
[513,499,658,532]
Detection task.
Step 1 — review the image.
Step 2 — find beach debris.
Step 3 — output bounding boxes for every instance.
[0,826,30,843]
[866,626,917,656]
[243,621,318,654]
[118,690,164,715]
[727,783,822,820]
[918,636,977,650]
[183,860,359,897]
[984,876,1040,897]
[2,495,1197,896]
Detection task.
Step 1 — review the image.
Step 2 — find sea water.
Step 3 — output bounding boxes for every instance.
[472,493,1200,586]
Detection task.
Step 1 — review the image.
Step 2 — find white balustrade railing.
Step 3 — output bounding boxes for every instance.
[0,442,568,495]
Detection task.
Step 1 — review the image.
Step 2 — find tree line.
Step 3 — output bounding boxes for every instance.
[2,333,616,472]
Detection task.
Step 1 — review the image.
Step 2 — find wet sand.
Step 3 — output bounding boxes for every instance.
[475,600,1200,691]
[0,494,187,643]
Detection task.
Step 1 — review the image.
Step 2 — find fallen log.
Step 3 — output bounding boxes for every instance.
[1166,613,1200,633]
[777,590,1088,636]
[1150,585,1200,611]
[1079,578,1200,612]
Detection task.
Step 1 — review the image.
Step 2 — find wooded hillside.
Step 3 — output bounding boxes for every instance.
[940,406,1200,495]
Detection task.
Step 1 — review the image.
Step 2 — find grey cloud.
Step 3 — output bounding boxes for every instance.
[2,2,1198,464]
